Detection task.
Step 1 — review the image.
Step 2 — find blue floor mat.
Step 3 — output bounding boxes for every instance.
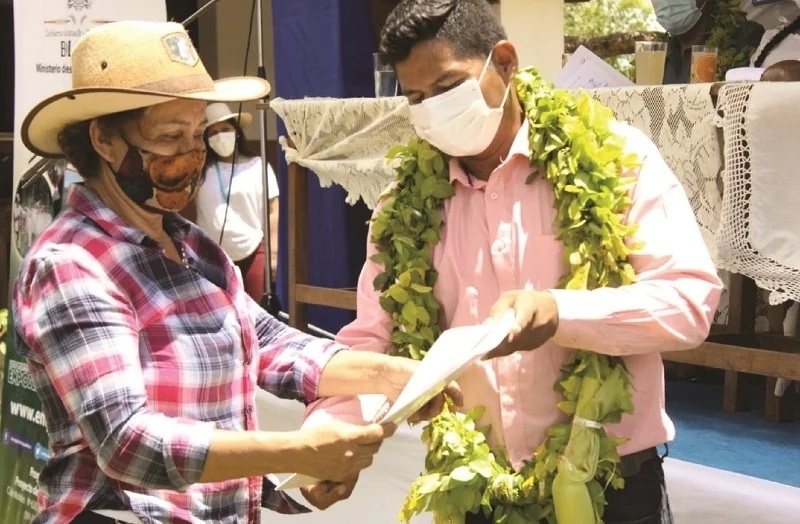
[665,380,800,487]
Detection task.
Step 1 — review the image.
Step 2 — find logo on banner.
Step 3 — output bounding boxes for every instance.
[67,0,93,11]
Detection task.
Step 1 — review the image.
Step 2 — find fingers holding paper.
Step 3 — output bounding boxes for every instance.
[484,290,560,359]
[298,421,396,482]
[300,475,359,510]
[380,356,464,422]
[408,379,463,423]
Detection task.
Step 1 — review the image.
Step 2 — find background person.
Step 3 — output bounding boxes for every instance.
[190,102,279,302]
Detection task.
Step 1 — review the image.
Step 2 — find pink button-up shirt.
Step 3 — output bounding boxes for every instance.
[305,120,723,467]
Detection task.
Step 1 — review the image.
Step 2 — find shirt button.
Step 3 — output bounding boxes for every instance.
[490,192,499,200]
[491,240,507,255]
[246,405,253,414]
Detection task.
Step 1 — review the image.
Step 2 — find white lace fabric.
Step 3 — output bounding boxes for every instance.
[272,82,799,306]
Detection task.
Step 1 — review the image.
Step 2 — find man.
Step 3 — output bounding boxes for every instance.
[302,1,722,523]
[653,0,764,84]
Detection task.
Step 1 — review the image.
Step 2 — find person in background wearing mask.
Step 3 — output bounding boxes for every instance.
[13,21,461,524]
[187,102,280,303]
[299,1,722,522]
[654,0,764,83]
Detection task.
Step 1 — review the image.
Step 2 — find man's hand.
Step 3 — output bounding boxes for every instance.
[301,475,359,510]
[295,421,395,482]
[380,356,464,422]
[484,290,559,359]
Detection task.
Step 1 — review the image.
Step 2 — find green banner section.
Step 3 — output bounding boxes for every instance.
[0,333,49,524]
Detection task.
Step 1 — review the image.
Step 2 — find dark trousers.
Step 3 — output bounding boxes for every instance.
[466,449,673,524]
[71,512,125,524]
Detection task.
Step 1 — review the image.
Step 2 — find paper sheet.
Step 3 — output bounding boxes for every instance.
[555,45,634,89]
[275,311,516,491]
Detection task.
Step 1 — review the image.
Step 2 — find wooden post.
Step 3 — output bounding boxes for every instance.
[287,157,310,332]
[765,303,797,422]
[722,274,757,412]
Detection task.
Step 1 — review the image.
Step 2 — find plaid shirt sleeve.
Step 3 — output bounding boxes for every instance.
[15,247,215,491]
[247,297,346,403]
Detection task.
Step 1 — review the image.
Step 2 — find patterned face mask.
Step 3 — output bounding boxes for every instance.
[110,137,206,213]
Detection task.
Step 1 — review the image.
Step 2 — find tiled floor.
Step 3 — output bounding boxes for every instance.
[666,380,800,487]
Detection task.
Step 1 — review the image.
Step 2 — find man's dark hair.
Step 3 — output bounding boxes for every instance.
[379,0,506,67]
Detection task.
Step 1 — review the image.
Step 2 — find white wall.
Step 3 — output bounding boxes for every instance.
[197,0,277,139]
[499,0,564,81]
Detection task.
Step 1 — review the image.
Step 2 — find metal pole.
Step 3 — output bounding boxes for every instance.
[182,0,224,27]
[255,0,281,315]
[182,0,280,315]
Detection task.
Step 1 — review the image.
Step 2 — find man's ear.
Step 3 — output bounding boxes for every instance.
[89,119,117,166]
[492,41,519,82]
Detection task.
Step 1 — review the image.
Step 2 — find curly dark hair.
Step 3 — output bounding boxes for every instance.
[57,108,145,179]
[378,0,506,67]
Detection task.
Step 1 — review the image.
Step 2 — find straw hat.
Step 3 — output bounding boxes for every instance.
[206,102,253,128]
[22,20,270,158]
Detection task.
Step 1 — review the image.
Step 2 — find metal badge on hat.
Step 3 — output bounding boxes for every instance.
[161,32,200,66]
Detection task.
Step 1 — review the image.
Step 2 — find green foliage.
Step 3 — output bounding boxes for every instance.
[565,0,658,80]
[377,68,640,523]
[707,0,760,81]
[565,0,656,37]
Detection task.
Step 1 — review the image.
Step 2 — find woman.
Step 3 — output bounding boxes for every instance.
[14,21,458,524]
[193,103,278,302]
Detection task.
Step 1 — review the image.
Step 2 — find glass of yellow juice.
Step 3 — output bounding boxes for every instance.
[635,41,667,85]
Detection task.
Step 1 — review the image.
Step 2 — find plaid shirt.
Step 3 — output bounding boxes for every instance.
[13,185,343,523]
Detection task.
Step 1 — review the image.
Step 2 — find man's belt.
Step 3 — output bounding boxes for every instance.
[618,446,661,478]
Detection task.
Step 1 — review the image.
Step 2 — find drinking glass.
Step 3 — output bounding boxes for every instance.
[373,53,398,97]
[634,41,667,85]
[690,46,718,84]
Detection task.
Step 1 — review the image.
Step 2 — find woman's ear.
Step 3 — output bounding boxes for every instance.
[88,119,118,167]
[492,41,519,82]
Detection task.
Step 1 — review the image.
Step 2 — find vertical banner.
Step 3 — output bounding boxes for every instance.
[1,2,166,522]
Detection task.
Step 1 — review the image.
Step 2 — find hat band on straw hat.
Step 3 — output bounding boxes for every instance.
[134,74,215,95]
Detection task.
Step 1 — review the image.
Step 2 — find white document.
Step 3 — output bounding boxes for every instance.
[275,311,517,491]
[555,45,634,89]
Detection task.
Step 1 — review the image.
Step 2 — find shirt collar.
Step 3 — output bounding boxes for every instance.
[66,184,191,247]
[448,119,531,188]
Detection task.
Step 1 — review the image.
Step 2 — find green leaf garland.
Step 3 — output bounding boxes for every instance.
[706,0,761,82]
[371,67,641,523]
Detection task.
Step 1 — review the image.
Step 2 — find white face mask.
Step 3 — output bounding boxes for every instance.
[208,131,236,158]
[409,52,511,157]
[652,0,704,36]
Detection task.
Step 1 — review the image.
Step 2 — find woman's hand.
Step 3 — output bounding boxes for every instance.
[293,421,396,482]
[379,356,463,423]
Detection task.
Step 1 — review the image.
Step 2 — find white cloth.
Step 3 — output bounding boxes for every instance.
[726,67,766,81]
[740,0,800,30]
[270,97,415,208]
[715,82,800,304]
[195,156,279,261]
[751,27,800,68]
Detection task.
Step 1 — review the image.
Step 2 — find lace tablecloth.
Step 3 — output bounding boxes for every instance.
[271,83,799,304]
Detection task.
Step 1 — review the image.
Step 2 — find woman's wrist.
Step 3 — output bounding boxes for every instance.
[316,350,390,398]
